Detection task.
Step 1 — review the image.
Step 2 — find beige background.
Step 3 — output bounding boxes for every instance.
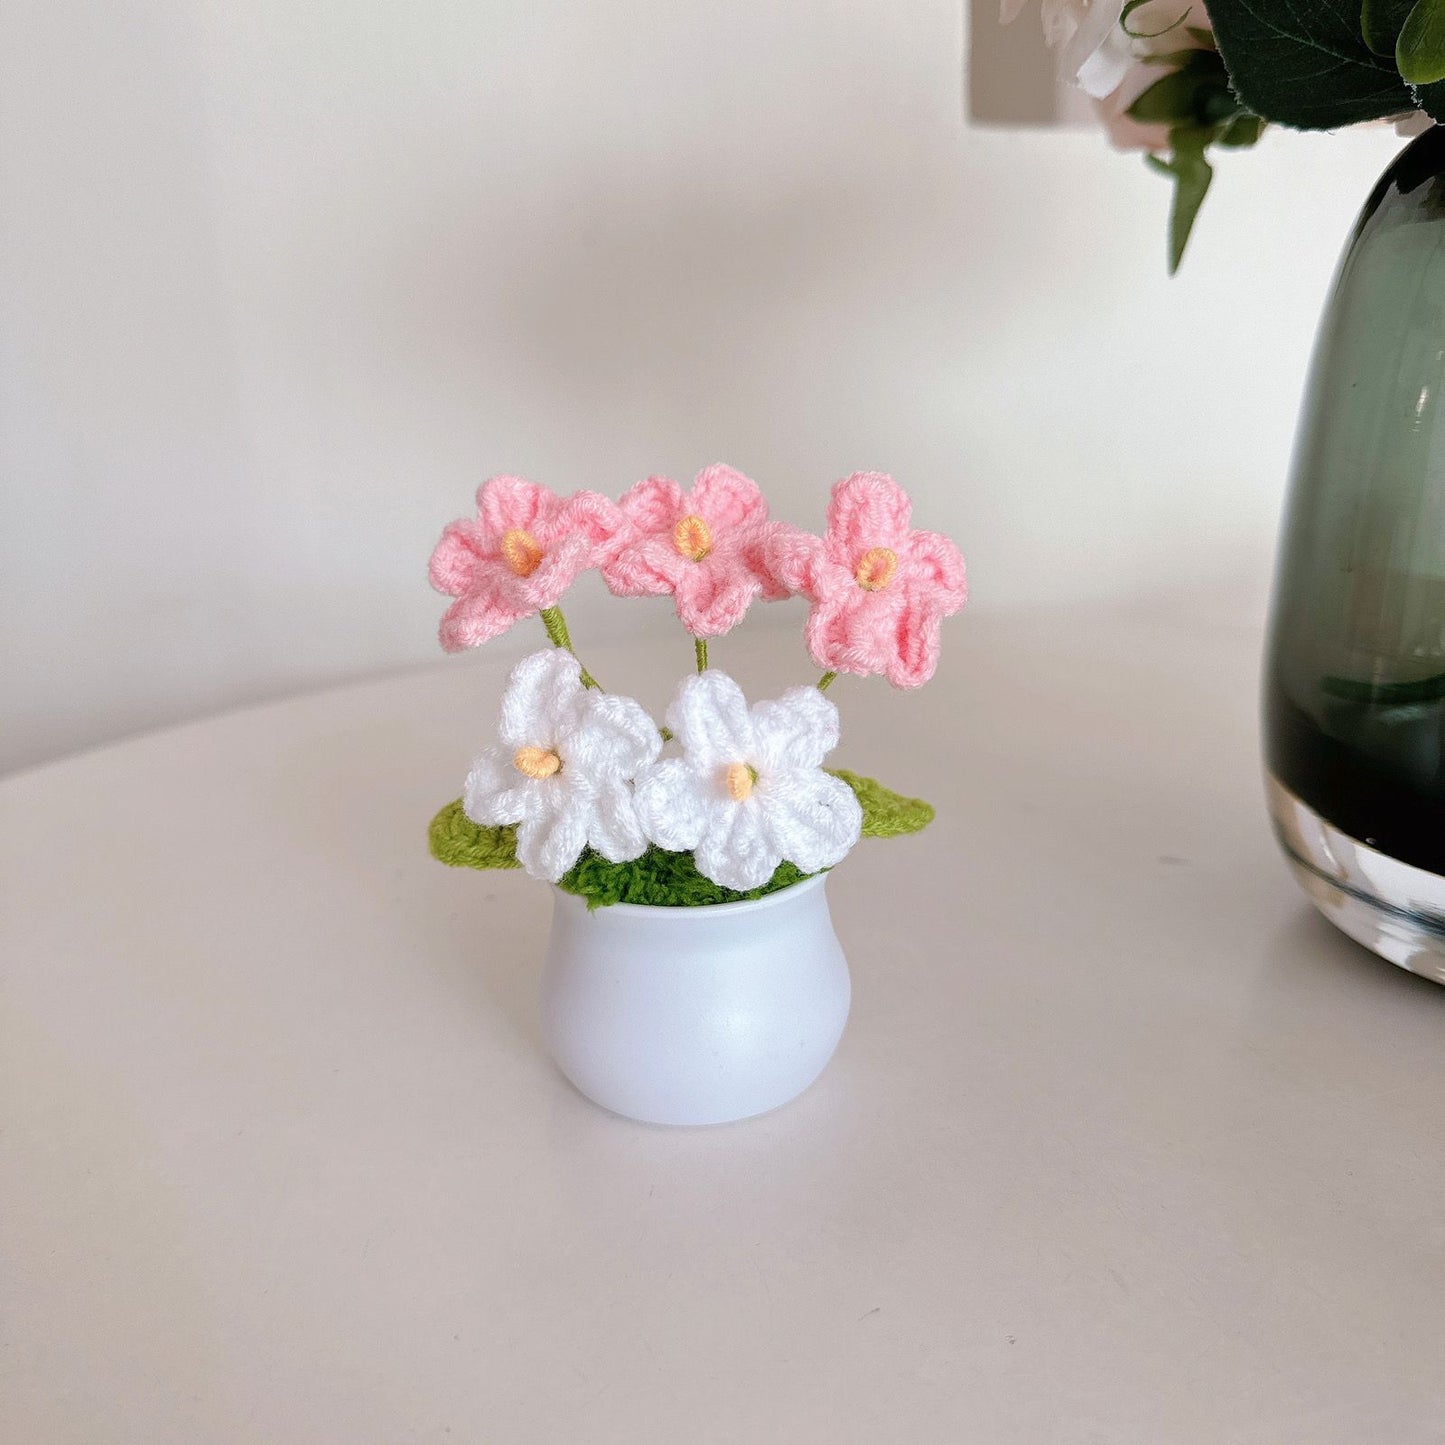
[1,0,1403,772]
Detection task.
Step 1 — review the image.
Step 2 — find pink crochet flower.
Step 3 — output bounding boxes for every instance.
[766,472,967,688]
[429,477,623,651]
[601,464,786,638]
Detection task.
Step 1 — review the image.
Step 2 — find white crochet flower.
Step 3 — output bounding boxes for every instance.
[463,649,660,881]
[636,671,862,891]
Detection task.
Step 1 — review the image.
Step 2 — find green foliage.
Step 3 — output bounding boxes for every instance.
[1124,49,1260,273]
[558,849,813,909]
[1127,48,1239,126]
[1120,0,1193,39]
[425,769,935,907]
[829,768,935,838]
[428,799,522,870]
[1362,0,1416,56]
[1399,0,1445,84]
[1206,0,1414,128]
[1146,132,1216,274]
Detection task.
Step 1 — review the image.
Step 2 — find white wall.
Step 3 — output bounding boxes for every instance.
[0,0,1403,773]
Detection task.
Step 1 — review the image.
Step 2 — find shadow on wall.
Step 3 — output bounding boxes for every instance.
[365,102,1082,505]
[966,0,1061,126]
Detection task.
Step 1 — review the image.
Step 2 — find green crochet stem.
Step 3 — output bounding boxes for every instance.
[695,637,708,673]
[539,606,599,689]
[817,670,838,691]
[428,769,935,907]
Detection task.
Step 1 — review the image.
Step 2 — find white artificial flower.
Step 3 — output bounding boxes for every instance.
[1002,0,1202,101]
[463,649,661,882]
[635,671,862,892]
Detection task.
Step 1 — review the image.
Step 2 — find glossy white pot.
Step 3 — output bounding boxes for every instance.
[540,873,851,1126]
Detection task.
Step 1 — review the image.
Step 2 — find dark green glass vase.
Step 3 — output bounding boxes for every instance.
[1266,126,1445,981]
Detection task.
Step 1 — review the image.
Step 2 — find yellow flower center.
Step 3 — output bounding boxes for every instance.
[673,514,714,562]
[855,546,898,592]
[723,762,757,801]
[500,528,544,577]
[513,745,562,779]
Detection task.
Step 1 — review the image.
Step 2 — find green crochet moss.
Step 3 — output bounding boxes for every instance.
[426,768,933,907]
[829,768,935,837]
[558,848,813,908]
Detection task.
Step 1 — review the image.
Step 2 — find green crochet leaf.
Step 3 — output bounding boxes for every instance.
[427,767,933,908]
[828,768,935,838]
[428,798,522,870]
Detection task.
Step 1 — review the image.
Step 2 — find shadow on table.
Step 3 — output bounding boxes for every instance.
[1263,906,1445,1008]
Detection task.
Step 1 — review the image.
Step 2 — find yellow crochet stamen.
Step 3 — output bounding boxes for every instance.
[500,528,544,577]
[855,546,898,592]
[513,745,562,779]
[723,761,757,801]
[673,514,713,561]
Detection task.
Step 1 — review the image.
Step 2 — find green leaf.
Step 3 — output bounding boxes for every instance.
[1361,0,1416,55]
[1120,0,1192,39]
[828,768,935,838]
[1206,0,1414,128]
[1399,0,1445,82]
[1217,113,1265,147]
[1145,128,1215,275]
[1126,51,1240,127]
[428,799,522,870]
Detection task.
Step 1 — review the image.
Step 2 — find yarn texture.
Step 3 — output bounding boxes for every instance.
[430,768,932,904]
[462,649,660,881]
[429,477,624,650]
[829,768,934,837]
[601,465,786,638]
[429,801,521,870]
[761,472,967,687]
[634,670,862,892]
[559,847,813,909]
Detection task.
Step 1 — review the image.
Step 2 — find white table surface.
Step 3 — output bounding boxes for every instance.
[4,609,1444,1444]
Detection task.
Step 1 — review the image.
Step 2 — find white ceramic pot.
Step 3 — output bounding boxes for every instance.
[539,873,851,1126]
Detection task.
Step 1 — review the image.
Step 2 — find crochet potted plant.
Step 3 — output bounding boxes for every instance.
[427,466,966,1124]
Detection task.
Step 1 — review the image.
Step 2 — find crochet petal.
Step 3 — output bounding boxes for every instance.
[884,592,945,689]
[671,560,760,638]
[561,692,662,781]
[557,489,628,548]
[825,472,914,559]
[666,670,755,768]
[694,799,779,891]
[763,524,833,599]
[513,533,598,611]
[743,521,802,601]
[758,769,861,873]
[691,463,767,531]
[498,649,585,750]
[601,531,688,598]
[477,475,555,535]
[634,758,710,851]
[902,529,968,613]
[438,586,527,651]
[617,475,686,531]
[585,789,650,864]
[802,583,903,677]
[514,797,589,882]
[429,519,491,596]
[462,747,532,825]
[751,686,840,772]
